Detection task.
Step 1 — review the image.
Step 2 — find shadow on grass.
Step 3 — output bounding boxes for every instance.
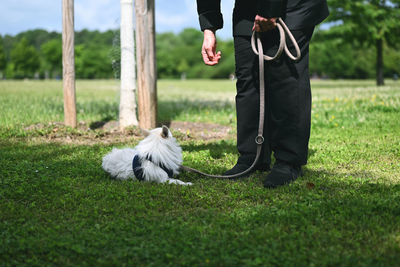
[1,140,400,265]
[1,139,396,191]
[227,169,400,265]
[0,140,108,190]
[181,145,319,176]
[89,116,114,130]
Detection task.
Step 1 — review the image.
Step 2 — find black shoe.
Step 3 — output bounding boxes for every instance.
[263,160,302,188]
[224,162,270,178]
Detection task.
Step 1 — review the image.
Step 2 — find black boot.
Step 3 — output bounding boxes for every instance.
[224,157,270,178]
[263,160,302,188]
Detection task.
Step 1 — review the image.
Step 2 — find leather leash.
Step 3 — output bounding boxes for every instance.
[181,18,301,178]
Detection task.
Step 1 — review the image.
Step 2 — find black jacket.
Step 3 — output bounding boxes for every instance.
[197,0,329,36]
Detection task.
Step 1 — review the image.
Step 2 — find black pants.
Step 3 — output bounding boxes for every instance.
[234,27,314,167]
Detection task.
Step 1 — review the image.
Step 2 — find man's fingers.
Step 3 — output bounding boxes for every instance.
[205,47,215,60]
[254,15,277,32]
[202,50,218,65]
[255,15,267,23]
[202,47,221,65]
[253,23,261,32]
[203,47,214,65]
[254,22,276,32]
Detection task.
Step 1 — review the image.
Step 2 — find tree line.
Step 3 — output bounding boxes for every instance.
[0,4,399,82]
[0,29,116,79]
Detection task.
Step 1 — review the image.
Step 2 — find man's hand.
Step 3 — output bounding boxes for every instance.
[252,15,277,32]
[201,29,221,66]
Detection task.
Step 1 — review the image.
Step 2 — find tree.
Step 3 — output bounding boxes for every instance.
[16,29,59,50]
[156,32,181,78]
[10,37,40,78]
[327,0,400,85]
[74,45,113,79]
[310,29,376,79]
[41,39,62,78]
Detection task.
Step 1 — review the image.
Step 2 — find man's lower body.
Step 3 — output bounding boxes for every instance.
[225,26,315,187]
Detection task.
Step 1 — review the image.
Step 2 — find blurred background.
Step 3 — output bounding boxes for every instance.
[0,0,399,83]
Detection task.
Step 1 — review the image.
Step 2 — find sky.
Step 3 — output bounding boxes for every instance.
[0,0,234,39]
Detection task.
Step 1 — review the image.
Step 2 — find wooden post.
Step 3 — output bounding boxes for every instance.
[135,0,157,129]
[62,0,77,127]
[119,0,138,130]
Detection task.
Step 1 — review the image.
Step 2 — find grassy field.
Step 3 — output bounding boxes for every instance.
[1,79,400,265]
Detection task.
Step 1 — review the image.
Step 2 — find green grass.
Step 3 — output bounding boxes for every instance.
[1,79,400,265]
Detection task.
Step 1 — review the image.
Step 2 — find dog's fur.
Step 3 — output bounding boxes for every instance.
[102,126,192,185]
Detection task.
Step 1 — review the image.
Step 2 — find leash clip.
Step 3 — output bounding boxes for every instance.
[255,135,264,145]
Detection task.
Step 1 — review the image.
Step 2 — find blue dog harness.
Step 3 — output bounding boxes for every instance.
[132,155,174,181]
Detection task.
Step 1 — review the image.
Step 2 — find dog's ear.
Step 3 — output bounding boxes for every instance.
[141,128,151,137]
[161,125,169,138]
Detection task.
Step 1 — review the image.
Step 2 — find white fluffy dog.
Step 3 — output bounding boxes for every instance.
[102,125,192,185]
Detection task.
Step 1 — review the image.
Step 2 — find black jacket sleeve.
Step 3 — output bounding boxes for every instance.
[196,0,223,31]
[256,0,286,18]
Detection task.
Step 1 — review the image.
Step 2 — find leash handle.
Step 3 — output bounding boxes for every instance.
[251,18,301,61]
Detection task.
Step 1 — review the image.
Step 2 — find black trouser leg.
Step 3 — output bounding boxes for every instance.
[234,27,314,167]
[234,36,271,166]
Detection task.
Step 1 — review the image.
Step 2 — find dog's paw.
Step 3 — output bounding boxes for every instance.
[167,178,193,186]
